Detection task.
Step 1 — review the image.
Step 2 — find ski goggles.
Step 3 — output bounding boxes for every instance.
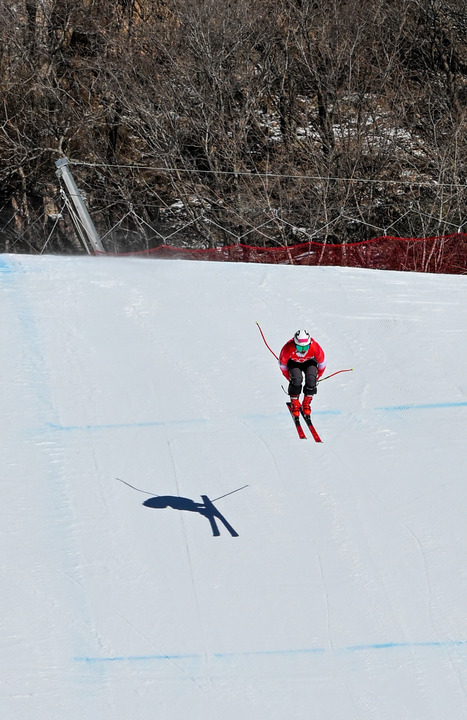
[295,342,310,353]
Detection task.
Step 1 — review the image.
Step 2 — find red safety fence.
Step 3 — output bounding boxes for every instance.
[108,233,467,274]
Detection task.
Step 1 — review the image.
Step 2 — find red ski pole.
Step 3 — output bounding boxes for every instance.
[256,322,279,361]
[318,368,353,383]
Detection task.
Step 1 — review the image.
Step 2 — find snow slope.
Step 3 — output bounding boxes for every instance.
[1,253,466,720]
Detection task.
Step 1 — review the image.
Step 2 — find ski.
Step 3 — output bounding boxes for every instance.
[300,408,322,443]
[286,402,306,439]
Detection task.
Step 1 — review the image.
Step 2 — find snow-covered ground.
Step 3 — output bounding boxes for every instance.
[1,253,466,720]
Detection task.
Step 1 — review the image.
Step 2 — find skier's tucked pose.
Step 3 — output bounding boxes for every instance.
[279,330,326,417]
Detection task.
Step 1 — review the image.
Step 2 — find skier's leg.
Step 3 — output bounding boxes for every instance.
[303,361,318,396]
[287,363,303,417]
[287,364,303,397]
[302,363,318,415]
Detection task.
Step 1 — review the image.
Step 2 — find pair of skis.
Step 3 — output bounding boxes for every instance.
[286,402,322,442]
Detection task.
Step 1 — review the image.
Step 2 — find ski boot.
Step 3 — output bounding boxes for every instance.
[290,396,301,418]
[302,395,313,416]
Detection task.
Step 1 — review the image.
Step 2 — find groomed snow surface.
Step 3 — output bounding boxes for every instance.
[1,254,466,719]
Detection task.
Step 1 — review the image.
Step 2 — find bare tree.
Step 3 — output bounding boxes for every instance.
[0,0,465,254]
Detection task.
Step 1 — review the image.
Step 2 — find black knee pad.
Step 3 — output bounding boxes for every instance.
[288,381,302,396]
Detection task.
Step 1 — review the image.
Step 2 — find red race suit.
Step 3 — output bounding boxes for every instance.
[279,338,326,381]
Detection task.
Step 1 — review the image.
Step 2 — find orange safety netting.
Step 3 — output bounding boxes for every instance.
[109,233,467,274]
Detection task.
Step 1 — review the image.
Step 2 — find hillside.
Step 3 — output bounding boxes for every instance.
[1,253,467,719]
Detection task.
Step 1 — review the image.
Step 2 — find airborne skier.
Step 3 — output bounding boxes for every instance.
[279,330,326,418]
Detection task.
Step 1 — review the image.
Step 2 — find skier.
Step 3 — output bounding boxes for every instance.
[279,330,326,417]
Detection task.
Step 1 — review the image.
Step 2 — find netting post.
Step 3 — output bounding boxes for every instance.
[55,157,105,254]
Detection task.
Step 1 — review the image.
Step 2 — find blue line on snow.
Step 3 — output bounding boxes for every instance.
[76,639,467,664]
[345,640,467,651]
[376,401,467,411]
[2,256,99,689]
[47,401,466,433]
[0,258,13,273]
[0,255,23,274]
[46,418,208,432]
[76,652,200,664]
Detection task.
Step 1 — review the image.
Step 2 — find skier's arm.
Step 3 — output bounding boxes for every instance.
[315,344,326,379]
[279,345,290,380]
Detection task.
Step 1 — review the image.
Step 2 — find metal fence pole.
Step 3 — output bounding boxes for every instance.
[55,157,105,254]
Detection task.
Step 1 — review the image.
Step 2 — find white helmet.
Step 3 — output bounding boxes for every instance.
[294,329,311,349]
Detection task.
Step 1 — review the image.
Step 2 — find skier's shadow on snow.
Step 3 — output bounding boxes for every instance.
[143,494,239,537]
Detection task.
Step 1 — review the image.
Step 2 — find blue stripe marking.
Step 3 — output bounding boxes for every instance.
[377,401,467,411]
[46,418,208,432]
[345,640,467,651]
[45,401,466,433]
[46,411,342,433]
[2,254,101,692]
[0,255,22,274]
[76,652,200,664]
[0,257,13,273]
[76,639,467,664]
